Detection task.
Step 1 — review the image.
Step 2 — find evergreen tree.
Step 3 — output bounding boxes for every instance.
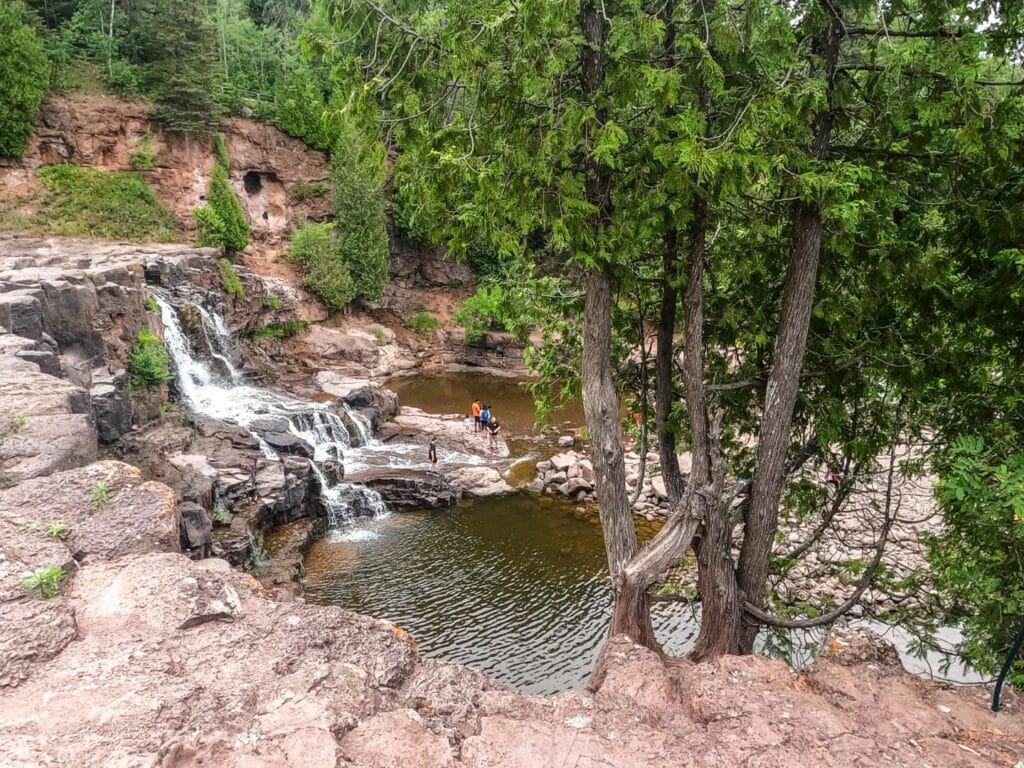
[132,0,220,134]
[195,139,250,253]
[331,126,389,301]
[0,0,50,157]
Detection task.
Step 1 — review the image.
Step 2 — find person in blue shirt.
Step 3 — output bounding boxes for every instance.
[480,405,491,431]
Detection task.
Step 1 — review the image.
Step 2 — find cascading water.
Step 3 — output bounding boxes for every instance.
[153,294,389,530]
[342,405,374,447]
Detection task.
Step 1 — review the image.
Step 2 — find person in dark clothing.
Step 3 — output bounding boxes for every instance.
[480,405,491,431]
[428,437,438,466]
[487,419,501,451]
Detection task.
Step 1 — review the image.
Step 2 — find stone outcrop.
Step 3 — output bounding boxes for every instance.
[5,94,332,240]
[358,468,462,510]
[378,407,511,459]
[1,524,1021,768]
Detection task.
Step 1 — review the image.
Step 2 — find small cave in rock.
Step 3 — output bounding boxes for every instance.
[243,171,263,195]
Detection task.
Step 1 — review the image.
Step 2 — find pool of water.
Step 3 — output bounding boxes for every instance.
[303,493,697,694]
[386,372,584,438]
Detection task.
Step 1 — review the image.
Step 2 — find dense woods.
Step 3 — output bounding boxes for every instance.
[2,0,1023,687]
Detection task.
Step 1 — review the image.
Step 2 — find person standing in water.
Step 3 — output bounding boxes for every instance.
[428,437,438,466]
[472,398,482,432]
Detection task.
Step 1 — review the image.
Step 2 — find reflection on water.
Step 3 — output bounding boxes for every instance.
[303,493,697,694]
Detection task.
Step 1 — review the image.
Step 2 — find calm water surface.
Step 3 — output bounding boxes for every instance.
[303,493,698,694]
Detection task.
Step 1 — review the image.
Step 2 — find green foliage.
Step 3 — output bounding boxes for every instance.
[288,221,356,310]
[930,437,1024,690]
[331,125,390,301]
[405,312,439,333]
[195,163,250,253]
[144,295,159,313]
[262,293,282,310]
[213,133,231,168]
[11,412,27,434]
[211,501,232,525]
[370,325,388,346]
[292,180,328,200]
[218,258,245,299]
[0,1,50,157]
[138,0,221,134]
[129,132,158,171]
[128,330,171,387]
[90,480,108,511]
[21,566,65,598]
[246,320,307,339]
[454,284,514,342]
[29,164,178,241]
[46,522,68,540]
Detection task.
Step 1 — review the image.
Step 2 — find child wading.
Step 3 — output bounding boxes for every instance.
[428,437,438,466]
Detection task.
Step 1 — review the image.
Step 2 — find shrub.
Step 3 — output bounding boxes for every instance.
[331,127,389,301]
[218,258,245,299]
[128,330,172,387]
[144,295,159,313]
[46,522,68,540]
[263,293,282,311]
[129,132,158,171]
[21,566,65,598]
[0,1,50,158]
[288,221,356,310]
[370,326,388,346]
[292,180,328,201]
[246,321,307,340]
[11,412,27,434]
[195,163,249,253]
[34,164,179,242]
[454,283,506,342]
[213,133,231,169]
[405,312,439,333]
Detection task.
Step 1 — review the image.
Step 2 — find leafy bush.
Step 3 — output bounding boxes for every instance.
[213,133,230,169]
[263,293,282,310]
[129,132,158,171]
[46,522,68,540]
[218,258,245,299]
[370,326,388,346]
[405,312,439,333]
[128,330,171,387]
[0,1,50,157]
[33,164,179,241]
[144,295,159,313]
[21,566,65,598]
[246,320,308,340]
[288,221,356,310]
[454,283,507,342]
[331,126,389,301]
[195,163,249,253]
[929,437,1024,690]
[292,180,328,201]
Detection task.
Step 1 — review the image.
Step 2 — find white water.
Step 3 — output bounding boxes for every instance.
[154,294,389,529]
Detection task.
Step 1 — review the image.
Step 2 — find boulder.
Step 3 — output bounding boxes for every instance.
[179,501,213,554]
[445,466,514,497]
[566,477,594,495]
[535,460,552,474]
[651,476,669,501]
[547,471,568,485]
[578,459,595,484]
[89,366,131,443]
[358,469,461,510]
[549,452,576,472]
[557,435,575,448]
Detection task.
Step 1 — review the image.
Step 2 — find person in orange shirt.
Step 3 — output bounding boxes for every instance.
[472,398,482,432]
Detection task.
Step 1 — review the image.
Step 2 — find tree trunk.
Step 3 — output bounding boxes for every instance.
[736,5,843,653]
[577,0,640,600]
[656,228,685,503]
[583,268,638,582]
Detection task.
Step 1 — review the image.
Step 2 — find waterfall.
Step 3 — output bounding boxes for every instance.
[194,303,241,383]
[343,404,375,447]
[154,294,389,531]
